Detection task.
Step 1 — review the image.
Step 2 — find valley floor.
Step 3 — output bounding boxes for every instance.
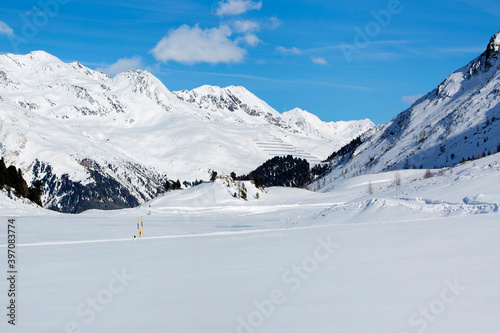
[1,155,500,333]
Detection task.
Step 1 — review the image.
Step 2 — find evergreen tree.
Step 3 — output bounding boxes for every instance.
[6,165,17,189]
[210,171,218,182]
[0,158,6,175]
[254,177,261,189]
[239,183,247,200]
[311,164,329,178]
[19,169,30,198]
[28,180,43,206]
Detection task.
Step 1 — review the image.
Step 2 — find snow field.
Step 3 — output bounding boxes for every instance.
[0,154,499,332]
[1,212,499,332]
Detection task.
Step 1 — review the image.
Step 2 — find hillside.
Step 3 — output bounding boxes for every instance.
[321,31,500,183]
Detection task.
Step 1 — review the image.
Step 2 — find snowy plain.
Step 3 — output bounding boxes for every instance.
[1,154,500,333]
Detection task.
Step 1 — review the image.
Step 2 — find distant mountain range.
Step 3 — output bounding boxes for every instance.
[0,51,372,212]
[4,30,499,213]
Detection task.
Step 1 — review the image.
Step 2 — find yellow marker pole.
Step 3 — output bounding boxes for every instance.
[137,217,140,237]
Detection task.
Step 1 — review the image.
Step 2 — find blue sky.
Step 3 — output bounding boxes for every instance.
[0,0,499,124]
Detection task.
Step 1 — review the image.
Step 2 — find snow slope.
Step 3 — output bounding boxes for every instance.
[0,51,372,212]
[323,31,500,182]
[0,188,53,216]
[0,153,499,333]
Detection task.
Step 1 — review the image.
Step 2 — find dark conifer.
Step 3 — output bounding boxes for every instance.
[210,171,218,182]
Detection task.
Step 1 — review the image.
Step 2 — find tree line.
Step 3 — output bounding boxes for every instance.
[239,155,311,188]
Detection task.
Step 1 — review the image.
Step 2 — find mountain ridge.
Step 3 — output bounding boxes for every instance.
[318,30,500,187]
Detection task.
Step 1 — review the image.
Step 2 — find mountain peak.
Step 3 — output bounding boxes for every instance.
[224,85,251,94]
[0,50,61,67]
[27,50,58,59]
[286,107,308,114]
[189,84,251,97]
[173,84,285,124]
[458,30,500,79]
[487,31,500,54]
[28,51,64,64]
[283,108,321,123]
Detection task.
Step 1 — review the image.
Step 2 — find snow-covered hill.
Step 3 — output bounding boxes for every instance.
[0,51,372,212]
[323,31,500,183]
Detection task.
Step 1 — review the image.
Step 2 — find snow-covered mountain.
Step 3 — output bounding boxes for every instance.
[173,85,290,128]
[282,107,373,140]
[172,86,374,142]
[322,31,500,182]
[0,51,372,212]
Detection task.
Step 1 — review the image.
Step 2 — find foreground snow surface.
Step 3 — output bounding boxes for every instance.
[1,156,500,332]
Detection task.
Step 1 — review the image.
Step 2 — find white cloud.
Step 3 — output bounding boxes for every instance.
[96,56,143,76]
[311,56,328,66]
[0,21,13,36]
[238,34,261,47]
[276,46,302,55]
[401,94,424,104]
[151,25,246,65]
[268,17,282,29]
[233,20,260,33]
[216,0,262,16]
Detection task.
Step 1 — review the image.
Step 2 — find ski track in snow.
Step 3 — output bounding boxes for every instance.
[0,214,476,248]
